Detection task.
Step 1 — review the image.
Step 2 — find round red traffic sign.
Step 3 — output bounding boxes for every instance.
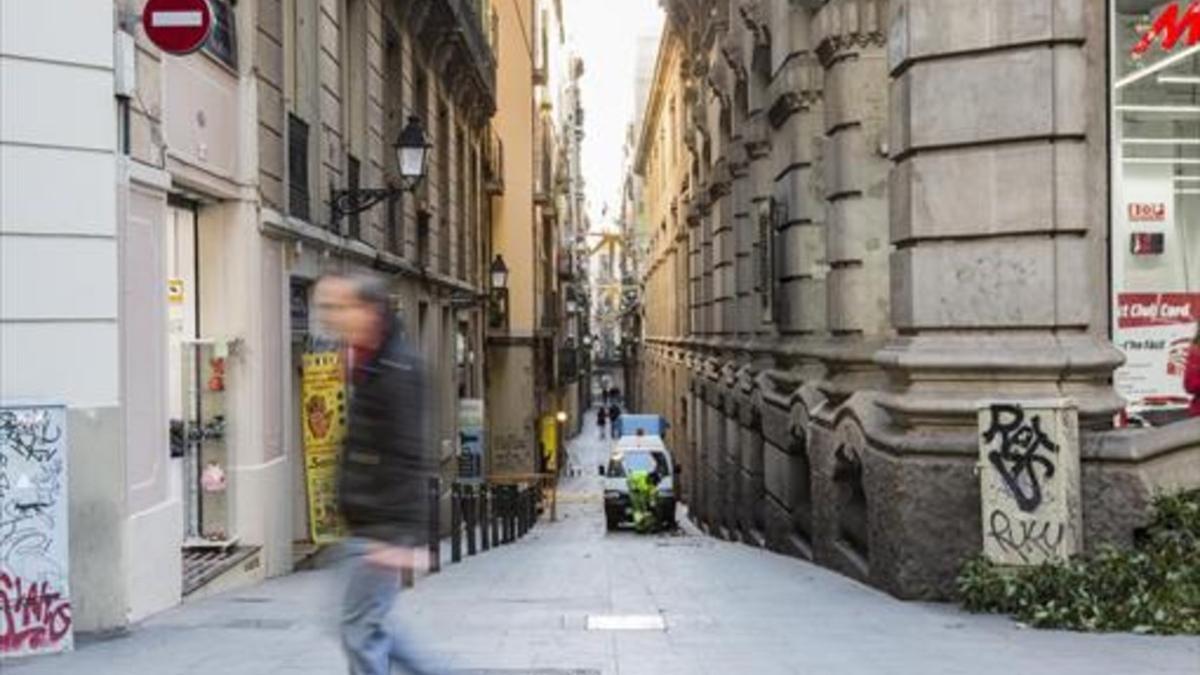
[142,0,214,56]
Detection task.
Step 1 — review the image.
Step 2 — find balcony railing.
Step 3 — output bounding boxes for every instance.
[483,125,504,195]
[447,0,496,106]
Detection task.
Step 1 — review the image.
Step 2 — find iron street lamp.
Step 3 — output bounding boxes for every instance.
[330,116,431,226]
[490,254,510,290]
[488,255,510,330]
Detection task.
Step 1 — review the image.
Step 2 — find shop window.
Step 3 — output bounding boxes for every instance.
[1111,1,1200,423]
[204,0,238,70]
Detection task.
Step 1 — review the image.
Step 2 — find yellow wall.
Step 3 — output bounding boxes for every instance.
[493,0,537,333]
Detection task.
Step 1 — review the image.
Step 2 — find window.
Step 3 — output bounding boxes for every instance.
[288,113,310,221]
[205,0,238,70]
[457,127,467,279]
[1110,2,1200,417]
[383,18,404,253]
[438,106,451,275]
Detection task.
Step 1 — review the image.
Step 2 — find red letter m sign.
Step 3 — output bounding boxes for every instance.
[1132,1,1200,55]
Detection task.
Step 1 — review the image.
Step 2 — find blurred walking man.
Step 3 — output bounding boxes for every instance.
[316,273,438,675]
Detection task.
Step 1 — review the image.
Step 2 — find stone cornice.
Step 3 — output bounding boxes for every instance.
[813,0,887,66]
[767,53,823,129]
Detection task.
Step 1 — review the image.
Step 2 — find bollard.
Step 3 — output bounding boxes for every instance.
[502,486,513,543]
[491,485,501,545]
[401,567,415,589]
[428,476,441,574]
[466,484,478,556]
[481,485,491,551]
[451,483,462,564]
[518,487,528,537]
[511,485,520,538]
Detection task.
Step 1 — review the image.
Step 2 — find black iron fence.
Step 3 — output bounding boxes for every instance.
[404,476,545,587]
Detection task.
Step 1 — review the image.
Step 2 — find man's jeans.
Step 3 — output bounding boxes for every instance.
[337,538,436,675]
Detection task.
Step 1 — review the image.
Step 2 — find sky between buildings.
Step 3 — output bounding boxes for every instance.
[565,0,664,235]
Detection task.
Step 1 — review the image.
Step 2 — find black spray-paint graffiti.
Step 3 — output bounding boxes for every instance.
[982,404,1059,513]
[986,509,1066,565]
[0,411,62,464]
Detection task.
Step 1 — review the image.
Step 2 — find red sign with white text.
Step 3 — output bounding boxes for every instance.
[142,0,213,56]
[1132,1,1200,55]
[1115,293,1200,409]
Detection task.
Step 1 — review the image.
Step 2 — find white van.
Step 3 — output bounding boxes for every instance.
[599,433,678,531]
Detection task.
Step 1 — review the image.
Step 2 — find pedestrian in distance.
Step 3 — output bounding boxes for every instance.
[1186,323,1200,418]
[609,402,621,439]
[597,406,608,438]
[315,273,439,675]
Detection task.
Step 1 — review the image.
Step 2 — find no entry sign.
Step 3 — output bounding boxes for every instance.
[142,0,214,56]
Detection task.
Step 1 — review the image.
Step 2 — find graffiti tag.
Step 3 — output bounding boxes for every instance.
[982,404,1058,513]
[986,510,1066,565]
[0,574,72,653]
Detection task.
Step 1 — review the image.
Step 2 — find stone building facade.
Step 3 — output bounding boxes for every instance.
[636,0,1200,599]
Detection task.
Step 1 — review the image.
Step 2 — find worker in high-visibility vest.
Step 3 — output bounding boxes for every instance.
[627,469,660,534]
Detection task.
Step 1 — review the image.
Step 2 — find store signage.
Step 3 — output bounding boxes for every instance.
[1115,293,1200,410]
[1128,202,1167,222]
[1132,1,1200,55]
[142,0,214,56]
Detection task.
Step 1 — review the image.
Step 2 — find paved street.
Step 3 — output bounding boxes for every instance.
[11,415,1199,674]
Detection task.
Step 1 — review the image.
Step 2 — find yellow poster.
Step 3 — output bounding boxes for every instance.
[301,351,348,544]
[540,415,558,473]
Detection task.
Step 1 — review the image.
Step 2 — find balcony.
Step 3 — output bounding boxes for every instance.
[483,125,504,195]
[403,0,497,116]
[557,251,575,280]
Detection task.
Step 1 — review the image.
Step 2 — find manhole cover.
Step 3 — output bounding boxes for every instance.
[584,614,666,631]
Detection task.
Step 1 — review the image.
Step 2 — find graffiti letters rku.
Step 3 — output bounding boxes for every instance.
[986,510,1066,565]
[0,573,72,652]
[982,404,1059,513]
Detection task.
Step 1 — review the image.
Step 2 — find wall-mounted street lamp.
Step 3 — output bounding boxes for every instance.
[330,116,431,227]
[488,254,510,330]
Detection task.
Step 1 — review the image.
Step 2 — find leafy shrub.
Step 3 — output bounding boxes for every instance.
[957,489,1200,634]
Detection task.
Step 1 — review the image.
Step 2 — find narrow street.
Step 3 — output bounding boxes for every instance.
[8,413,1197,675]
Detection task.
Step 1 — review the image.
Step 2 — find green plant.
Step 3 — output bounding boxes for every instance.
[957,489,1200,635]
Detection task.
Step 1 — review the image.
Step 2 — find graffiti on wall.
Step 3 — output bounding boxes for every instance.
[978,402,1080,566]
[0,405,72,657]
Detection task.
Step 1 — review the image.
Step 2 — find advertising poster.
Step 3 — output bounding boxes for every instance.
[458,399,484,479]
[1114,293,1200,411]
[301,351,348,544]
[0,404,72,658]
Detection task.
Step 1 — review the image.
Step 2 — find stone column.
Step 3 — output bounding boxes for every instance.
[867,0,1119,596]
[768,5,827,340]
[814,0,892,399]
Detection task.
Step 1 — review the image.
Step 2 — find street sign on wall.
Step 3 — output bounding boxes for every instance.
[142,0,214,56]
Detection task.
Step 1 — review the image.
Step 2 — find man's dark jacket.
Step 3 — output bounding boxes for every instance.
[337,319,432,545]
